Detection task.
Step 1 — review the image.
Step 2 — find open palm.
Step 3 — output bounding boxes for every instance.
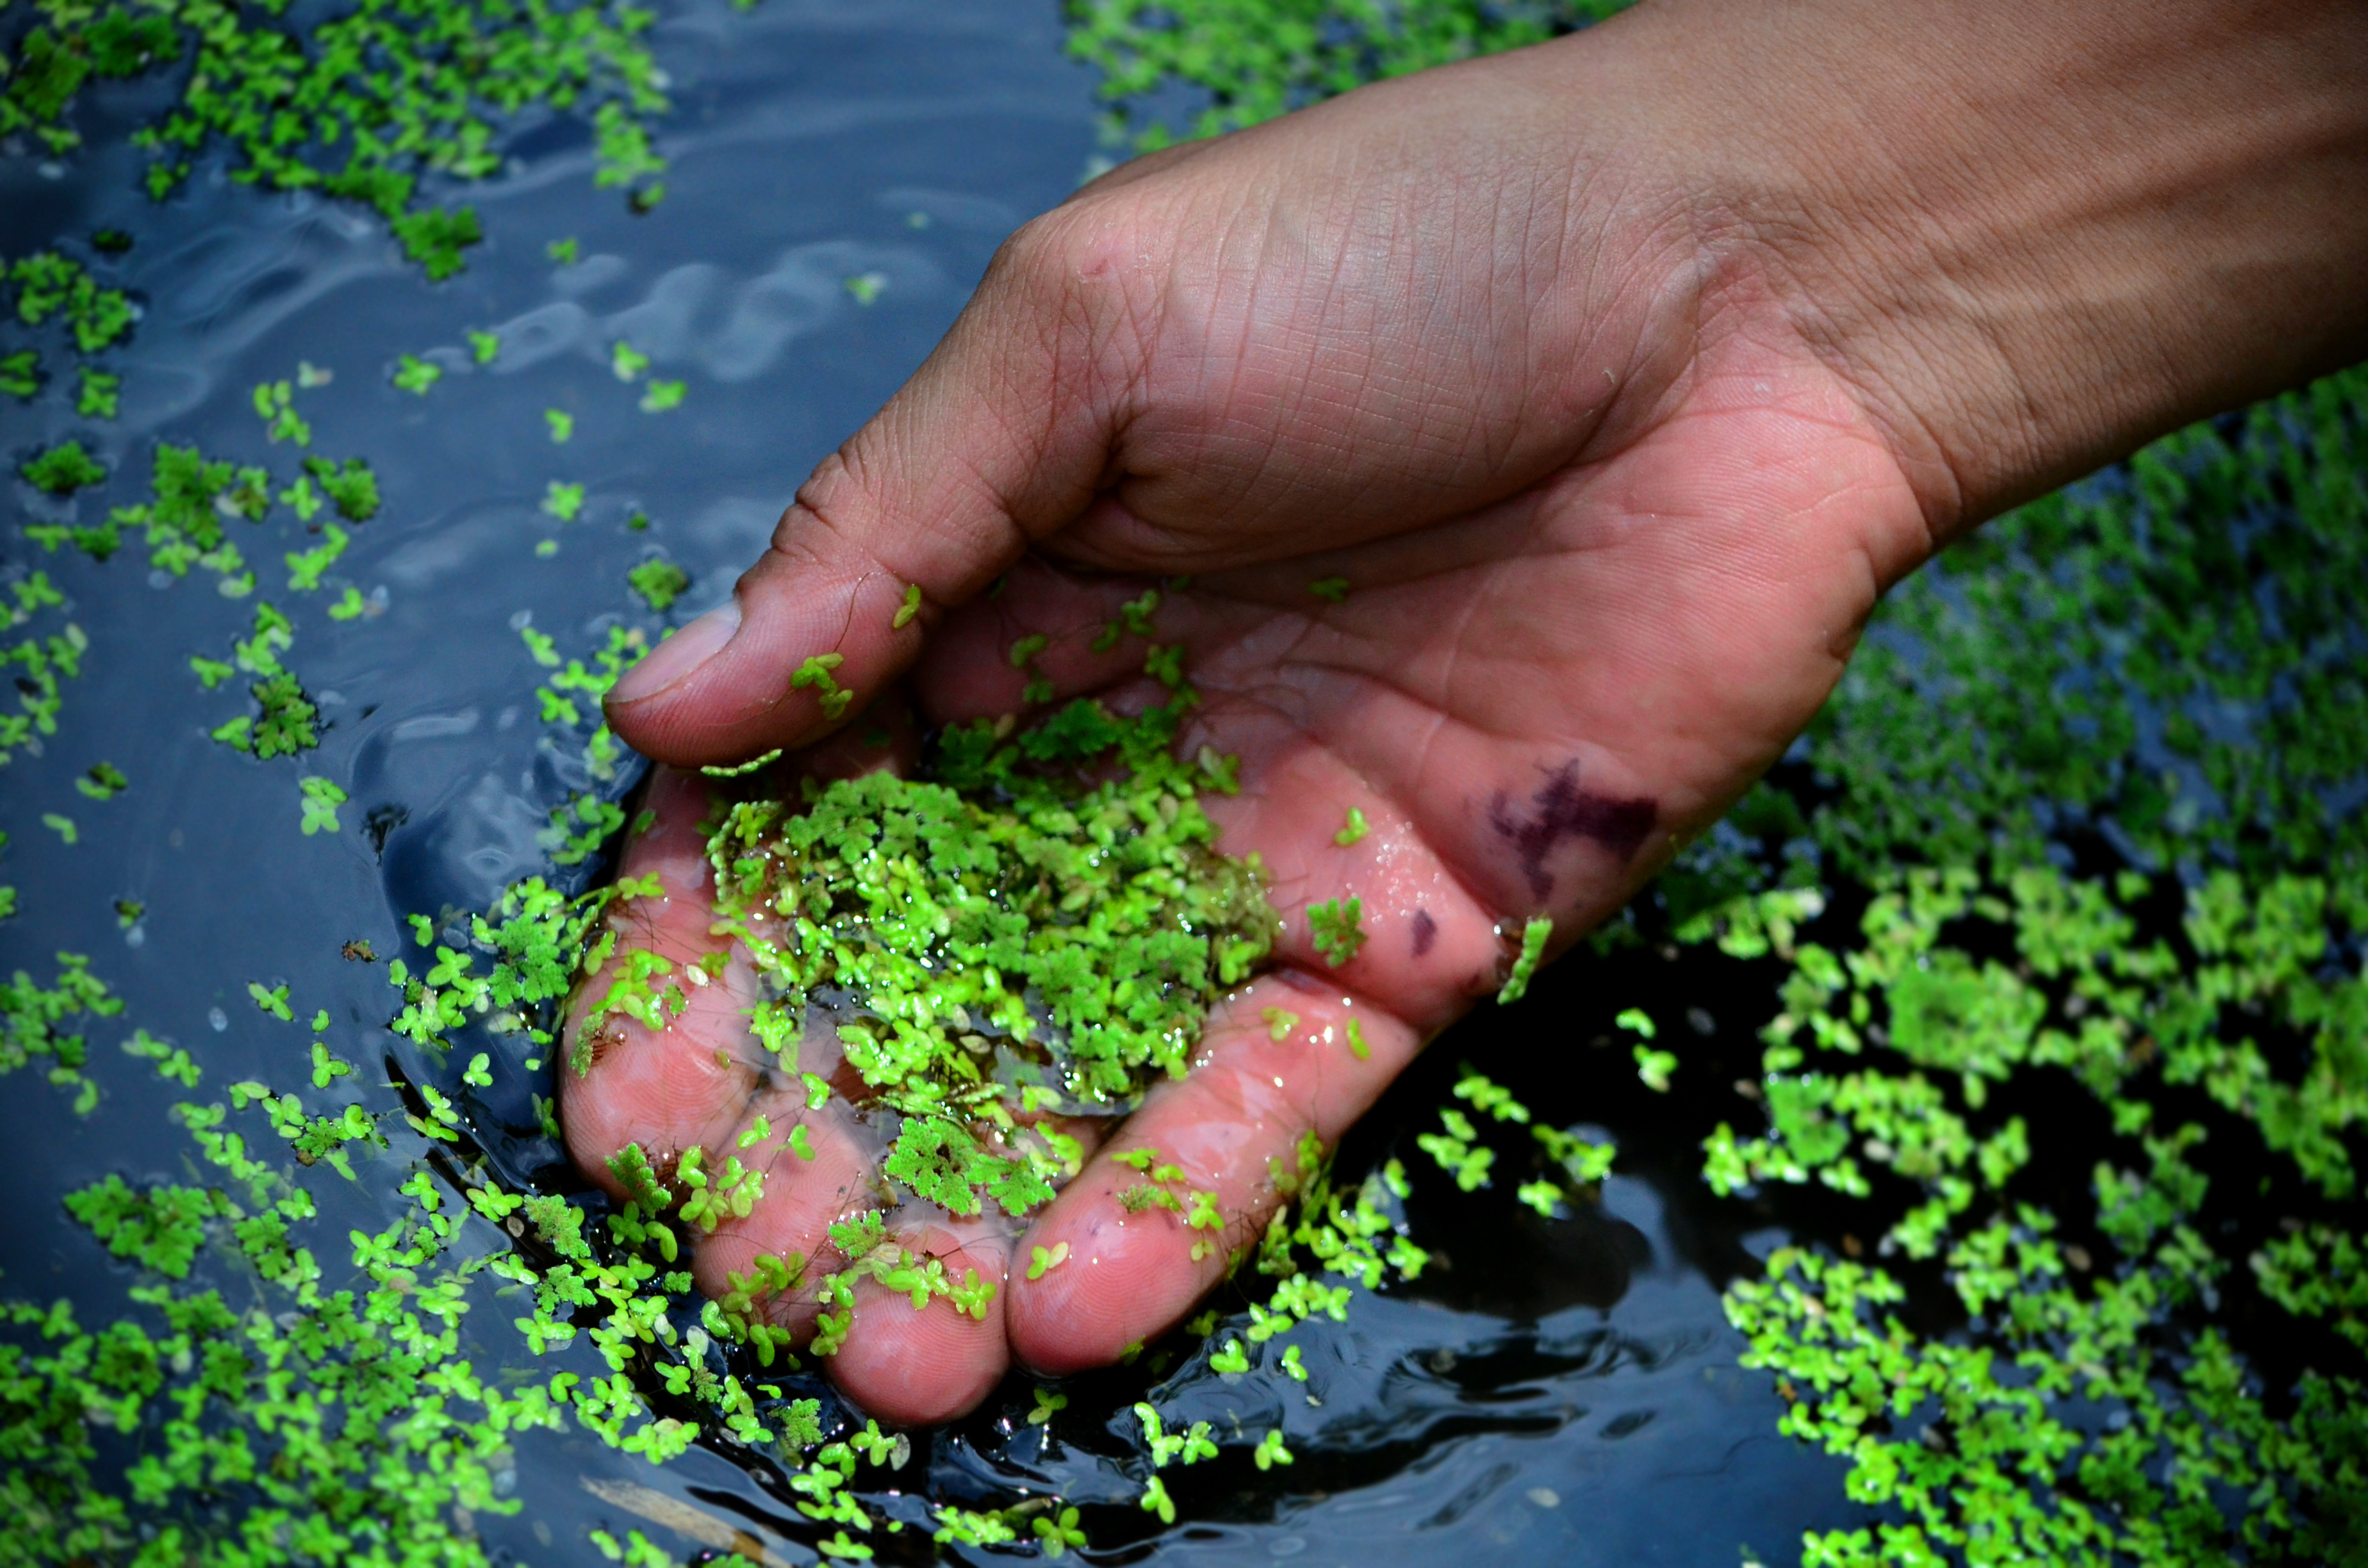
[561,16,1939,1426]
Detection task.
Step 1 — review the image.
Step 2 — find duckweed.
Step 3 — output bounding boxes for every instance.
[21,439,106,496]
[3,0,672,275]
[3,0,2360,1558]
[627,558,689,612]
[693,692,1277,1231]
[1495,913,1551,1003]
[1307,894,1363,965]
[1697,862,2368,1564]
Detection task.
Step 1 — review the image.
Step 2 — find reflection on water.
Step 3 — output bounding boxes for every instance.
[0,0,1864,1559]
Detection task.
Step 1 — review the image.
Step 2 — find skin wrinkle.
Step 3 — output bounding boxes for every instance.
[569,0,2368,1428]
[1175,680,1493,944]
[1062,214,1176,473]
[1181,648,1612,947]
[1167,521,1789,912]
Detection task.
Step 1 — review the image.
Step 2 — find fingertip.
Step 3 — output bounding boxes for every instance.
[826,1232,1014,1426]
[604,552,909,765]
[607,595,742,709]
[1007,1200,1204,1375]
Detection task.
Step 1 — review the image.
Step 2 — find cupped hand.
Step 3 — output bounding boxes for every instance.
[560,4,1953,1425]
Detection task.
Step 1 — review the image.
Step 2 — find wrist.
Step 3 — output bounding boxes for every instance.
[1621,0,2368,538]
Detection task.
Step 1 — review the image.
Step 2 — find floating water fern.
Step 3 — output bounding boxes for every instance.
[691,692,1278,1222]
[2,0,673,275]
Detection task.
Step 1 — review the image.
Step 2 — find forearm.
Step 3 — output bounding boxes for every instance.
[1606,0,2368,537]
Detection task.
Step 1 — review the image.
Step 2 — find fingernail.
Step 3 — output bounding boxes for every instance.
[609,596,741,706]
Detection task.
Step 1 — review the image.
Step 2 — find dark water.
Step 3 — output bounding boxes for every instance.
[0,0,1864,1558]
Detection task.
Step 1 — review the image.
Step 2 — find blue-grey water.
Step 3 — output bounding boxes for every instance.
[0,0,1862,1559]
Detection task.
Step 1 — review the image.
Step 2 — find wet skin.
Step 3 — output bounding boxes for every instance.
[557,0,2368,1423]
[554,19,1936,1427]
[559,313,1925,1426]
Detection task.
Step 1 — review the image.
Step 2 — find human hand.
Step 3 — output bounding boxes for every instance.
[564,0,2368,1423]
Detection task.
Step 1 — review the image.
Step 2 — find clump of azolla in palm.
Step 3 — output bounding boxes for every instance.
[694,692,1277,1230]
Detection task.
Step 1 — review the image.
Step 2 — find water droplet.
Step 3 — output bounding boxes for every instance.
[208,1007,229,1031]
[1527,1487,1559,1508]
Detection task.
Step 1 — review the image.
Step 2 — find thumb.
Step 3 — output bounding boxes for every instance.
[604,206,1153,766]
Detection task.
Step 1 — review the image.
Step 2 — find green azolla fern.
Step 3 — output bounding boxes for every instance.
[703,694,1276,1221]
[1068,0,1631,147]
[1,0,673,274]
[1698,861,2368,1563]
[1803,366,2368,915]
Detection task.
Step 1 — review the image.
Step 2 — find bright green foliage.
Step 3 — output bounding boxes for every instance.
[1410,1075,1613,1218]
[6,250,135,351]
[0,575,87,769]
[1496,914,1550,1003]
[286,523,350,591]
[252,378,309,445]
[1706,868,2368,1208]
[0,348,36,396]
[543,479,585,521]
[1632,1043,1675,1091]
[2255,1225,2368,1354]
[1452,1068,1529,1123]
[1066,0,1627,147]
[1696,862,2368,1563]
[706,695,1276,1227]
[123,1028,199,1088]
[1,7,185,150]
[21,439,105,495]
[31,441,277,588]
[627,558,689,612]
[1308,895,1364,965]
[76,761,126,800]
[203,603,319,758]
[390,874,652,1059]
[639,378,684,412]
[393,354,441,394]
[532,623,648,780]
[1770,366,2368,926]
[3,0,671,272]
[63,1175,229,1278]
[0,950,119,1111]
[611,339,650,380]
[545,794,629,867]
[75,366,119,417]
[306,455,380,520]
[299,776,347,835]
[789,651,852,719]
[700,747,780,779]
[1415,1106,1493,1191]
[545,407,574,443]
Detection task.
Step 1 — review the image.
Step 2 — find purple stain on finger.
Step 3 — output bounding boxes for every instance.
[1489,761,1655,899]
[1410,909,1437,958]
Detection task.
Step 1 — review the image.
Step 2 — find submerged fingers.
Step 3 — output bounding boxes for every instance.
[1005,974,1420,1373]
[566,653,1543,1423]
[561,767,1025,1425]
